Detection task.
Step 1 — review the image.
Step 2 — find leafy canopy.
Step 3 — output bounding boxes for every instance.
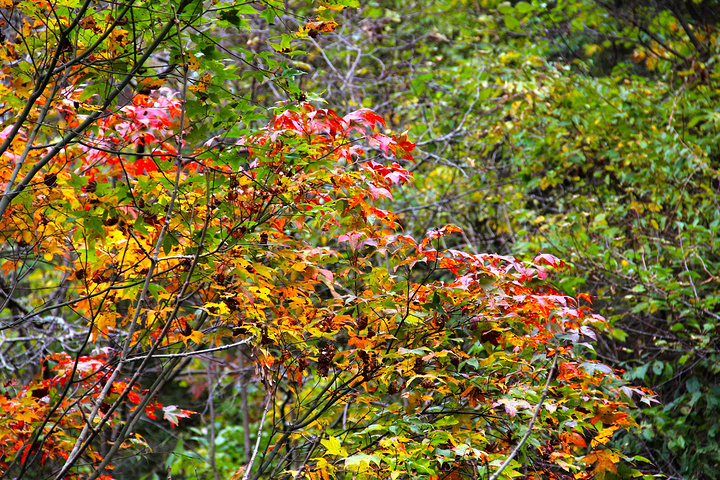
[0,1,653,479]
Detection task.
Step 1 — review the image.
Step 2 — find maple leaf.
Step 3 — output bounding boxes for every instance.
[15,409,40,423]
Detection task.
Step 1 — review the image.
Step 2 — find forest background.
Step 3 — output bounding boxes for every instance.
[0,0,718,479]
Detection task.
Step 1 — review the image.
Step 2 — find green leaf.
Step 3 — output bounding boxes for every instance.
[686,377,700,393]
[611,328,627,341]
[497,2,514,14]
[345,453,381,468]
[162,234,177,255]
[504,15,520,30]
[260,6,276,24]
[515,1,534,13]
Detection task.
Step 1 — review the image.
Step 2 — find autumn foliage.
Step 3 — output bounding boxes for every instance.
[0,0,654,479]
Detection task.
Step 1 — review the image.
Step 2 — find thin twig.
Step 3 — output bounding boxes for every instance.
[125,337,255,361]
[207,361,219,480]
[488,350,559,480]
[242,393,273,480]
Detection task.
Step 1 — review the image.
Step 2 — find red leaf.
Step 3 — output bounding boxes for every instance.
[344,108,386,128]
[369,134,393,155]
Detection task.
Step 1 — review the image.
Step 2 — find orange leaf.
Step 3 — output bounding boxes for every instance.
[562,431,587,448]
[582,449,619,477]
[304,19,339,34]
[591,411,629,426]
[348,335,369,349]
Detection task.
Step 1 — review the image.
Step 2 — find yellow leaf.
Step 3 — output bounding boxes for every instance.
[585,44,601,56]
[16,409,40,422]
[320,435,348,456]
[22,19,34,37]
[202,302,230,315]
[96,312,119,335]
[186,52,200,70]
[527,55,543,66]
[79,16,102,32]
[110,28,130,47]
[250,286,271,302]
[182,329,205,346]
[317,1,346,11]
[646,55,658,71]
[591,426,619,448]
[189,72,212,93]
